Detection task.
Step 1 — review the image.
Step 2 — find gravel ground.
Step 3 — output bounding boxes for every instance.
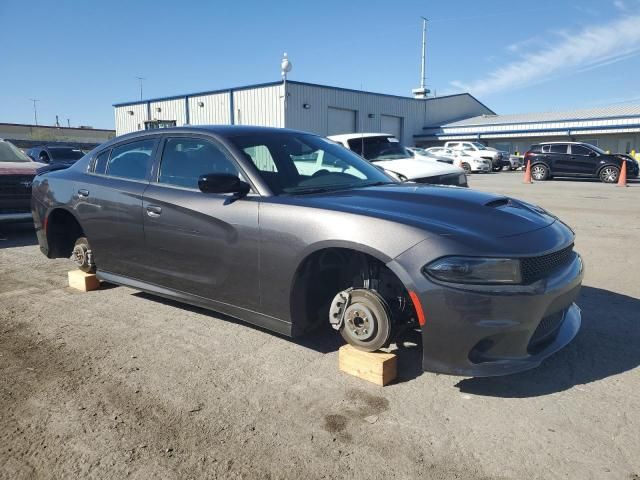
[1,172,639,480]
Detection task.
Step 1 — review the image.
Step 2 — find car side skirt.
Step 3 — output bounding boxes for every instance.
[97,270,293,337]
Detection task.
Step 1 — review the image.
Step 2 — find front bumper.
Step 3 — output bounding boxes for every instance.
[395,250,584,377]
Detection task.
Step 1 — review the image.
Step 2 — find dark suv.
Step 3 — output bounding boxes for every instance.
[524,142,639,183]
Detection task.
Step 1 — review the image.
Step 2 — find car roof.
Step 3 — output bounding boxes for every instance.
[535,141,591,145]
[327,133,395,141]
[98,125,321,150]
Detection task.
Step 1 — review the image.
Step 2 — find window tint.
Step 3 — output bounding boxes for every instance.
[550,144,567,154]
[93,150,110,174]
[571,145,593,156]
[159,137,239,189]
[107,139,155,180]
[243,145,278,172]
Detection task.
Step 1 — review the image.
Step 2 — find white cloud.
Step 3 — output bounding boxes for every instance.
[614,0,627,11]
[451,15,640,97]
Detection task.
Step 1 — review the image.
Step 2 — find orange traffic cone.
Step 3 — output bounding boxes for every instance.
[617,161,628,187]
[523,159,532,184]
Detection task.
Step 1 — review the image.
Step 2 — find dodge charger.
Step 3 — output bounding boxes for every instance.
[31,126,584,376]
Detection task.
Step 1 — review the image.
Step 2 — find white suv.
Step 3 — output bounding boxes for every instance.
[444,141,508,171]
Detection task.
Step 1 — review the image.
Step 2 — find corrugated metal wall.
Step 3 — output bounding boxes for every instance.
[233,85,283,127]
[188,92,231,124]
[285,83,427,146]
[149,99,187,126]
[114,103,148,135]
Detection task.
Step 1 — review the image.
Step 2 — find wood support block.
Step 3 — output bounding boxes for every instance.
[68,270,100,292]
[338,344,397,386]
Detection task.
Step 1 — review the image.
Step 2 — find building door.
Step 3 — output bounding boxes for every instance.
[618,138,633,154]
[380,115,403,140]
[327,107,356,136]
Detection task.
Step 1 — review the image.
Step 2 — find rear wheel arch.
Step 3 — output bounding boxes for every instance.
[46,208,86,259]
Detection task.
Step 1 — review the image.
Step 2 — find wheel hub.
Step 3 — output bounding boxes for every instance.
[344,304,376,341]
[72,244,88,268]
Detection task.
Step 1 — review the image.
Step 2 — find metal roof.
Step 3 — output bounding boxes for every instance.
[113,79,488,110]
[441,103,640,128]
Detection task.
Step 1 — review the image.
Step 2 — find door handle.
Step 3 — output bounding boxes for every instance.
[77,189,89,197]
[146,205,162,217]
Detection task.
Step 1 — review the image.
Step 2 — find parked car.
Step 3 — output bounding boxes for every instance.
[406,146,454,164]
[329,133,467,187]
[445,141,509,172]
[0,139,45,222]
[452,150,492,174]
[504,153,524,171]
[424,146,457,161]
[32,126,584,377]
[27,146,85,169]
[523,142,640,183]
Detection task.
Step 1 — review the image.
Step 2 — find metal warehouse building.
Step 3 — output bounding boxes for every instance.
[417,103,640,155]
[113,80,493,146]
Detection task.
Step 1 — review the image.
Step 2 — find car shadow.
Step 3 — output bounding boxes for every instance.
[131,291,425,383]
[455,286,640,397]
[0,222,38,249]
[552,177,639,184]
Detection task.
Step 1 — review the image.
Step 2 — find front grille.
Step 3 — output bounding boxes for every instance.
[528,311,565,353]
[521,244,574,284]
[0,175,34,198]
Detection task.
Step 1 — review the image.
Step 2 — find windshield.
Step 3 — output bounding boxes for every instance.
[0,141,31,162]
[470,142,486,149]
[346,136,412,161]
[229,132,396,195]
[49,147,85,161]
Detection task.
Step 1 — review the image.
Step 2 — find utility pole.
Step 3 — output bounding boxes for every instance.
[135,76,145,100]
[29,98,40,125]
[67,118,71,128]
[412,17,431,99]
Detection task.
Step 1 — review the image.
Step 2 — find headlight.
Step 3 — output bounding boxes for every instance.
[423,257,522,284]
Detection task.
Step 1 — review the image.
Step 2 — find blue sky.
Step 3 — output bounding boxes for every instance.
[2,0,639,129]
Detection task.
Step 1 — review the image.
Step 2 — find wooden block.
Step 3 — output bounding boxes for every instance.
[338,344,397,386]
[68,270,100,292]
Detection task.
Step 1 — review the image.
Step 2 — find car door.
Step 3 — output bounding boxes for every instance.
[567,144,598,176]
[548,144,571,174]
[141,134,260,309]
[75,137,158,278]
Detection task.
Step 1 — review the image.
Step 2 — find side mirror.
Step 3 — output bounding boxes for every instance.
[198,173,250,196]
[589,151,598,157]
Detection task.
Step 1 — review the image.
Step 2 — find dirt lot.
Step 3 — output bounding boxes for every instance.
[1,173,639,480]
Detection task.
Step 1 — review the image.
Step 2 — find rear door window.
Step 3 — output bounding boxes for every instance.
[93,150,111,174]
[549,144,568,154]
[106,139,156,181]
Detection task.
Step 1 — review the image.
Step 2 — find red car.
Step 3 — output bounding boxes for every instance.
[0,139,45,222]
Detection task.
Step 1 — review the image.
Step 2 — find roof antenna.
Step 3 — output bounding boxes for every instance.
[412,17,431,99]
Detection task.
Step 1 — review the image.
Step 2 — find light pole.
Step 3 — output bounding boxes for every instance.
[280,53,292,111]
[135,76,145,100]
[29,98,40,125]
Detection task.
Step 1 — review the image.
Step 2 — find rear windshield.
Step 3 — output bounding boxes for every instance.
[346,136,410,161]
[0,141,31,162]
[49,147,85,161]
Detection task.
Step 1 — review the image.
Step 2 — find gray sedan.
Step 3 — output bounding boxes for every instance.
[31,126,583,377]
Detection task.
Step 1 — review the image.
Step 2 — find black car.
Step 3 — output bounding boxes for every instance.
[27,146,85,168]
[32,126,583,377]
[524,142,639,183]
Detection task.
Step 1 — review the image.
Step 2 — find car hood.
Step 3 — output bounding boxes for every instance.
[372,157,463,178]
[0,161,46,175]
[287,183,556,239]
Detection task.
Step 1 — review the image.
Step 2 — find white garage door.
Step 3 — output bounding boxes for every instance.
[327,107,356,136]
[380,115,402,140]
